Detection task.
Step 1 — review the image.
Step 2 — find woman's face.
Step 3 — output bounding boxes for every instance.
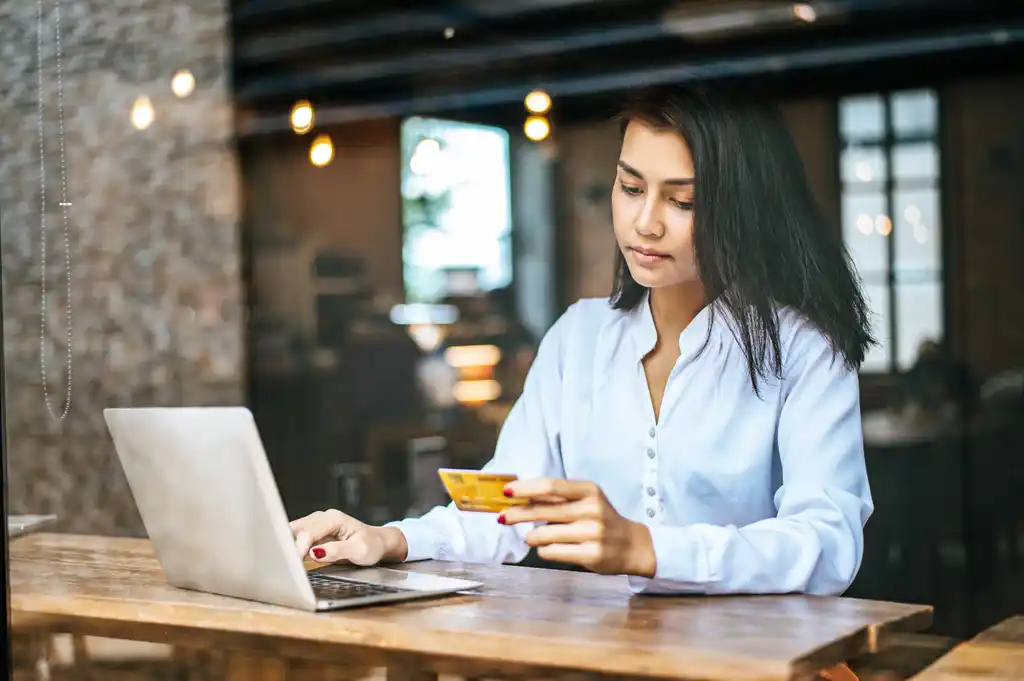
[611,119,699,290]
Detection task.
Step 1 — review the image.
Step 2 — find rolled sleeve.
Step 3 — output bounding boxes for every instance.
[385,303,577,564]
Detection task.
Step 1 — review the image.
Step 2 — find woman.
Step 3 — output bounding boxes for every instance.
[292,84,873,609]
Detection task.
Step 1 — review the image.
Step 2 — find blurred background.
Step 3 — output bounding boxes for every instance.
[2,0,1024,653]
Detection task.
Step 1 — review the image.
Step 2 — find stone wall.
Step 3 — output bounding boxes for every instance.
[0,0,244,535]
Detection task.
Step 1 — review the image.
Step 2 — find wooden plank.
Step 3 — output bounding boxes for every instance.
[9,533,934,681]
[971,617,1024,646]
[912,617,1024,681]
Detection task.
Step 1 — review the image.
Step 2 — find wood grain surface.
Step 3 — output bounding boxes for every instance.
[9,533,933,681]
[911,616,1024,681]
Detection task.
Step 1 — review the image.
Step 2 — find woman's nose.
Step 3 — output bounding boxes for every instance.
[634,199,663,238]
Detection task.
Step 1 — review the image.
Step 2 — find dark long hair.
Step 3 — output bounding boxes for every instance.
[612,84,874,392]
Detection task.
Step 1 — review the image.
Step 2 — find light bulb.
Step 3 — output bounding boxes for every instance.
[310,134,334,167]
[291,100,315,134]
[524,115,550,142]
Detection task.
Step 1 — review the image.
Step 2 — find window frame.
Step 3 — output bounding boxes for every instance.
[837,88,948,375]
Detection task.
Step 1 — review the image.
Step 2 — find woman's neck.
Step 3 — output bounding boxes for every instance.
[649,283,706,343]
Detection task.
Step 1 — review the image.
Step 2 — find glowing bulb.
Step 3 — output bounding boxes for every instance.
[875,214,892,236]
[453,379,501,404]
[290,100,314,134]
[904,205,921,223]
[856,214,873,235]
[410,137,442,175]
[131,95,154,130]
[854,161,873,182]
[525,89,551,114]
[444,345,502,369]
[524,115,550,142]
[792,3,817,22]
[444,27,455,39]
[171,69,195,98]
[309,134,334,167]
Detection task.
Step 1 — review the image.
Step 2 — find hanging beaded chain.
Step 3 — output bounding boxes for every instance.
[36,0,73,420]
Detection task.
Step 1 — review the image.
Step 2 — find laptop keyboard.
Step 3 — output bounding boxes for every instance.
[308,572,407,601]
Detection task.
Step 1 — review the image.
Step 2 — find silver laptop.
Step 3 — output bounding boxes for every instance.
[103,406,481,612]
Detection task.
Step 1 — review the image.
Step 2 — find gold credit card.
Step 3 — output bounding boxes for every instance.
[438,468,527,513]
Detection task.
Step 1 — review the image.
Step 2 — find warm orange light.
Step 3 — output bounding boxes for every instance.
[525,89,551,114]
[874,214,892,236]
[171,70,195,98]
[792,4,817,22]
[131,96,155,130]
[444,345,501,369]
[459,365,495,382]
[453,380,501,404]
[524,115,550,142]
[290,100,314,134]
[309,134,334,167]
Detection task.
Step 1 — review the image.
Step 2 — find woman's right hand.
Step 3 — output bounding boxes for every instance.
[289,510,408,565]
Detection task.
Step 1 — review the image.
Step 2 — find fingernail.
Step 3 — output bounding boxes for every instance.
[502,487,513,497]
[497,514,506,525]
[312,547,326,560]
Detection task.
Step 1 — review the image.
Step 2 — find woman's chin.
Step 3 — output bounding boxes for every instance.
[626,267,668,289]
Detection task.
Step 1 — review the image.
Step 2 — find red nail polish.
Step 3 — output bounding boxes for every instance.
[497,515,506,525]
[503,487,513,497]
[312,547,326,560]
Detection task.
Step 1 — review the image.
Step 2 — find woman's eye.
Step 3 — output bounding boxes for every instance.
[671,199,694,210]
[619,182,643,196]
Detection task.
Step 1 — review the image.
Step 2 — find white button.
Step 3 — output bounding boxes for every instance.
[648,427,656,438]
[647,487,656,496]
[647,448,655,459]
[646,508,655,518]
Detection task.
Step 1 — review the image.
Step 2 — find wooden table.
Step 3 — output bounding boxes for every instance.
[911,616,1024,680]
[9,533,934,681]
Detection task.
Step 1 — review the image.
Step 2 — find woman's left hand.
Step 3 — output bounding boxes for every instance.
[500,478,657,577]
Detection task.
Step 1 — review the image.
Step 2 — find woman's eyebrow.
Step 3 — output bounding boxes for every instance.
[617,160,694,186]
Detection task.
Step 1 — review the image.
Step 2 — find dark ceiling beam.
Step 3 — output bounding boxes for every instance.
[237,21,670,98]
[234,0,641,64]
[235,0,954,97]
[236,10,482,63]
[236,22,1024,137]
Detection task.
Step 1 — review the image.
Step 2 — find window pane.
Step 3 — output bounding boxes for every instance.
[894,188,942,276]
[842,192,888,275]
[840,94,885,143]
[893,142,939,181]
[895,281,943,370]
[891,90,937,138]
[862,283,891,373]
[401,117,512,303]
[841,145,887,185]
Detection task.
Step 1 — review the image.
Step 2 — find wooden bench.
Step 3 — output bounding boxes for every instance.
[909,616,1024,680]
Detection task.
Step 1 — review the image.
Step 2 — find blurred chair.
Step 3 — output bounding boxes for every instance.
[330,461,372,519]
[967,412,1024,587]
[406,435,450,517]
[979,368,1024,408]
[363,421,440,517]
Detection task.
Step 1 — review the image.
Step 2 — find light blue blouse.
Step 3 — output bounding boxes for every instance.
[390,296,873,596]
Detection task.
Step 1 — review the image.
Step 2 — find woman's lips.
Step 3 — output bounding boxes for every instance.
[629,246,670,265]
